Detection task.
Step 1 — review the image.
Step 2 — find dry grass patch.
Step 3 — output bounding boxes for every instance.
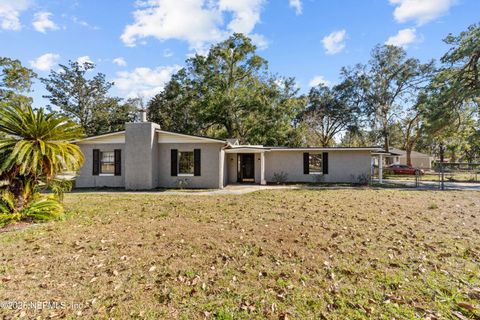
[0,189,479,319]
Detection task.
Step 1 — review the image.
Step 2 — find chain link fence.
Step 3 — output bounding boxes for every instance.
[372,162,480,189]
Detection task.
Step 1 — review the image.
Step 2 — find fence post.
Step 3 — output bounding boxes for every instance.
[440,143,445,191]
[378,154,383,184]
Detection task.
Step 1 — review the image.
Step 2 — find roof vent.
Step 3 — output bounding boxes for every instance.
[226,139,239,145]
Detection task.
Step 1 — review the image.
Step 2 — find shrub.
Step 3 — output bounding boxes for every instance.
[0,213,21,226]
[21,196,64,221]
[0,192,21,225]
[47,179,73,202]
[0,104,83,226]
[356,173,371,186]
[176,178,190,189]
[313,174,325,183]
[0,190,15,213]
[0,191,64,226]
[272,171,288,184]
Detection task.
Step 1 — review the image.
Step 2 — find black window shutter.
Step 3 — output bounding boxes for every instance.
[93,149,100,176]
[114,149,121,176]
[171,149,178,176]
[323,152,329,174]
[194,149,201,176]
[303,152,309,174]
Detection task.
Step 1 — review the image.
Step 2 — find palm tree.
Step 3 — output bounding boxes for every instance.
[0,104,84,211]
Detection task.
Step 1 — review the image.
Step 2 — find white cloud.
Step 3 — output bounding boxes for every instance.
[386,28,419,48]
[322,30,347,55]
[121,0,266,51]
[113,57,127,66]
[29,53,60,71]
[249,33,268,50]
[70,15,100,30]
[389,0,456,25]
[121,0,222,50]
[32,11,59,33]
[289,0,302,15]
[0,0,32,31]
[76,55,94,65]
[163,48,173,57]
[309,75,330,87]
[114,65,181,98]
[218,0,264,34]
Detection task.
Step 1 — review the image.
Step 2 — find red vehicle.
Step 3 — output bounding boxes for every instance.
[387,164,425,175]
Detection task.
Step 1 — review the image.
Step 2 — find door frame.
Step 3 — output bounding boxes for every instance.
[237,153,255,183]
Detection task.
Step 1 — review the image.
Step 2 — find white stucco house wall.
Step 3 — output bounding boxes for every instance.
[74,116,383,190]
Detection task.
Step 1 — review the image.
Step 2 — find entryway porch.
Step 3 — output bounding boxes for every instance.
[224,147,267,185]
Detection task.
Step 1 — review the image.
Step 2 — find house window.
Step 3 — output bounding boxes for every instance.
[309,153,323,174]
[100,151,115,174]
[178,151,194,176]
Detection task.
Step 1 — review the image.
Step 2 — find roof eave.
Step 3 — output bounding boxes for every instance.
[156,129,226,143]
[73,131,126,143]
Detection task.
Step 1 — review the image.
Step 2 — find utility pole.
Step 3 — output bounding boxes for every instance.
[439,143,445,191]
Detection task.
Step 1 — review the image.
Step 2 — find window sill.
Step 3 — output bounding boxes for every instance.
[309,172,323,175]
[178,173,194,177]
[99,173,114,176]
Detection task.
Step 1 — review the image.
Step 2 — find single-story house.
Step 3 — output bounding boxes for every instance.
[388,148,433,169]
[75,115,383,190]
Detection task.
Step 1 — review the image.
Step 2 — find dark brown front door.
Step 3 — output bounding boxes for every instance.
[237,153,255,183]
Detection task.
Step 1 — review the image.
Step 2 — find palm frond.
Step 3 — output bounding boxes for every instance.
[21,196,64,221]
[0,105,85,181]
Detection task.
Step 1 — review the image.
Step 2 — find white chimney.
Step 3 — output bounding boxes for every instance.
[139,109,147,122]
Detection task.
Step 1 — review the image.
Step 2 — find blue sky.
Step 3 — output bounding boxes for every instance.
[1,0,479,107]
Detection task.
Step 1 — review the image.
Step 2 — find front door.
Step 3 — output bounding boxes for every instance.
[237,153,255,183]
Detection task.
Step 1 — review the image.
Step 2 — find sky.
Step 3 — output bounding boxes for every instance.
[0,0,479,108]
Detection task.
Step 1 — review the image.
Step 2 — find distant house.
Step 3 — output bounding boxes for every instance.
[74,111,383,190]
[388,148,433,169]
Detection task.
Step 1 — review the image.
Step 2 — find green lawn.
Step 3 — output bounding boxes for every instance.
[0,189,479,319]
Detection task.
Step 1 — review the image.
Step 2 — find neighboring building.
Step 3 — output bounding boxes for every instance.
[388,148,433,169]
[75,116,382,190]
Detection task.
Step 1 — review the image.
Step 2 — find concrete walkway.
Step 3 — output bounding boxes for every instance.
[72,181,480,196]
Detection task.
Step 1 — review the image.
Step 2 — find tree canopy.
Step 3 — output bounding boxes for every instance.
[416,24,480,162]
[2,25,479,163]
[424,24,479,134]
[41,61,137,136]
[0,57,36,108]
[339,45,434,152]
[148,33,304,146]
[301,84,359,147]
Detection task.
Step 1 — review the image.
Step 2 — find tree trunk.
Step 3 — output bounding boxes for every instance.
[406,147,412,167]
[384,131,392,165]
[15,194,25,212]
[10,184,25,212]
[384,132,390,153]
[224,120,234,139]
[450,150,457,163]
[321,135,330,147]
[8,175,34,213]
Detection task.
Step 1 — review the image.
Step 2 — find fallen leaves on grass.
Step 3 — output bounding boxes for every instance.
[0,190,479,319]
